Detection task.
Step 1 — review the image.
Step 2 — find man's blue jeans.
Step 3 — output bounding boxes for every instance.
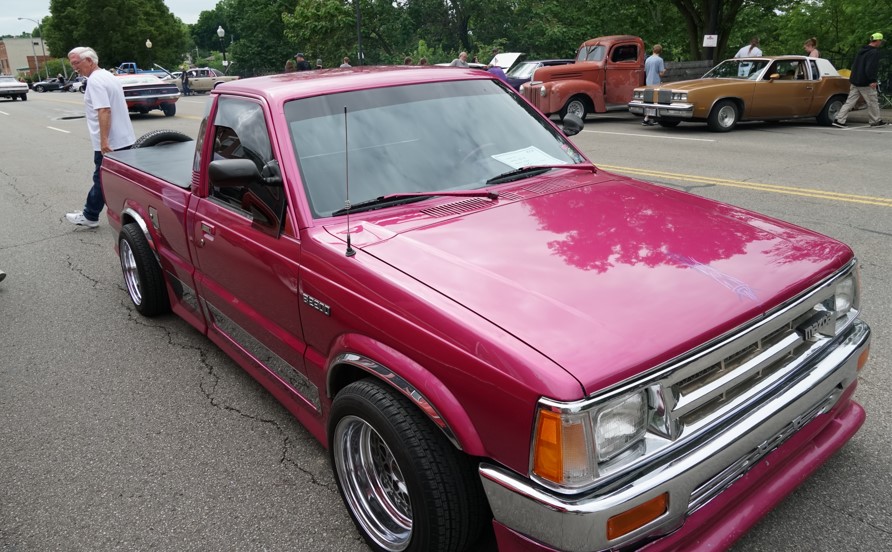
[83,147,130,222]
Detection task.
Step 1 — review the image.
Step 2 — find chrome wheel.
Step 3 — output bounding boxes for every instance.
[563,97,588,120]
[717,105,736,127]
[334,415,412,551]
[707,100,739,132]
[119,237,143,306]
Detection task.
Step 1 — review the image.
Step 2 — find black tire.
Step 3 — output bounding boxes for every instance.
[560,95,589,121]
[657,120,680,128]
[707,100,739,132]
[160,103,176,117]
[132,129,193,149]
[118,223,169,316]
[34,85,45,93]
[329,379,486,552]
[20,94,27,101]
[817,95,845,126]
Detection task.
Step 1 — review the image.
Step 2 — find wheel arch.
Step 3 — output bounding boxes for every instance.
[120,207,160,260]
[552,80,603,113]
[708,96,745,119]
[326,343,486,456]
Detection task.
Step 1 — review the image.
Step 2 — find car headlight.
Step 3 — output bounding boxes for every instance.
[519,84,525,95]
[540,86,547,97]
[632,90,644,100]
[670,92,687,102]
[830,266,861,332]
[532,389,648,489]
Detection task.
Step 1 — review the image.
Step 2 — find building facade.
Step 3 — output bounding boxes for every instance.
[0,37,50,78]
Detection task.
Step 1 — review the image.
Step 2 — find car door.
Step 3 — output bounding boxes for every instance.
[749,59,816,118]
[605,42,644,106]
[189,96,320,412]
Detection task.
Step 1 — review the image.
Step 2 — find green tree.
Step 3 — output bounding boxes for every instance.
[217,0,299,75]
[46,0,188,69]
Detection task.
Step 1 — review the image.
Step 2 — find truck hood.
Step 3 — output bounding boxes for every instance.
[331,175,851,394]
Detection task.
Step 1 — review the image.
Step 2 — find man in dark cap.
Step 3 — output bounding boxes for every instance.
[833,32,887,128]
[294,53,311,71]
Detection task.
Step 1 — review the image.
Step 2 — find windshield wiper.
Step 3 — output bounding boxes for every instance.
[331,190,498,216]
[485,163,597,186]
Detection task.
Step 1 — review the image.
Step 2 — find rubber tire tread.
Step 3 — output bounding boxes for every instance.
[119,223,170,316]
[817,96,844,126]
[132,129,192,149]
[560,95,589,121]
[707,99,738,132]
[329,379,487,552]
[160,103,177,117]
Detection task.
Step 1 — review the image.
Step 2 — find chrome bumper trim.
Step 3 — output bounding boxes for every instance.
[628,101,694,119]
[480,320,869,552]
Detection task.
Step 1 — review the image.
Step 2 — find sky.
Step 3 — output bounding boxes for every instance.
[0,1,220,37]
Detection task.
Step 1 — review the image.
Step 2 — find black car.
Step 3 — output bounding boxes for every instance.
[505,59,575,90]
[32,76,79,93]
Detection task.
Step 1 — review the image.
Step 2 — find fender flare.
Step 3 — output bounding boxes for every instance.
[326,335,486,455]
[550,79,605,113]
[119,207,160,261]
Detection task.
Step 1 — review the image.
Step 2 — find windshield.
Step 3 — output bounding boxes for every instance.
[507,62,540,79]
[286,79,586,218]
[704,59,770,80]
[576,45,606,63]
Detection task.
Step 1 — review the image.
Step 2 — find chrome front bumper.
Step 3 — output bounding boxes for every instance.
[628,101,694,119]
[480,319,869,552]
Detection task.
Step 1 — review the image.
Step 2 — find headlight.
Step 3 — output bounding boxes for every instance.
[831,267,861,332]
[540,86,547,97]
[632,90,644,100]
[532,390,648,489]
[670,92,687,102]
[519,84,525,95]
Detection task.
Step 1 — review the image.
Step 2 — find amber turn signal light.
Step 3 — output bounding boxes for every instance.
[606,492,669,541]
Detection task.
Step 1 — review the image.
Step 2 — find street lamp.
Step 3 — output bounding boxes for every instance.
[146,38,152,67]
[17,16,49,80]
[217,26,227,67]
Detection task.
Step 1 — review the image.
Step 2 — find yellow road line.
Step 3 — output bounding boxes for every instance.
[599,164,892,207]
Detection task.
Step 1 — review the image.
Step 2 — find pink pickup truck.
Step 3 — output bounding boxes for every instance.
[100,67,870,552]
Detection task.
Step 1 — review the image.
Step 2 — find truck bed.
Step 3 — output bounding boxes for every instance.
[108,142,194,189]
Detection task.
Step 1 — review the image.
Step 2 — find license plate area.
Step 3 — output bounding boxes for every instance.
[645,108,656,117]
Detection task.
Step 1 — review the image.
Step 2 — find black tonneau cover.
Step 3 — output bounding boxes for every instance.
[108,142,194,189]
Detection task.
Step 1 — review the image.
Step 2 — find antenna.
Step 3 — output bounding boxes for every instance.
[343,106,356,257]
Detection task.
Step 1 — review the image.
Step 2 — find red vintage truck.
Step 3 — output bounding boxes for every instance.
[520,35,646,120]
[100,67,869,552]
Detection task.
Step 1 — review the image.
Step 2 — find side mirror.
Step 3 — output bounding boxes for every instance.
[561,114,584,136]
[769,73,780,81]
[208,158,261,188]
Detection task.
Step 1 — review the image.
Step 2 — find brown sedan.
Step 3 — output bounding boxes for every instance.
[629,56,850,131]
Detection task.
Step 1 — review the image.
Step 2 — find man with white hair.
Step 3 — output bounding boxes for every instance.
[65,46,135,228]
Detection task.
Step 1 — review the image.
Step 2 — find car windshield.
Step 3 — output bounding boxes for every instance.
[704,59,770,80]
[576,45,606,63]
[286,79,586,218]
[507,62,540,79]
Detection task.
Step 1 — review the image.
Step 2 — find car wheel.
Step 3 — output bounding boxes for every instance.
[20,94,27,101]
[707,100,739,132]
[132,129,193,149]
[561,95,589,121]
[160,103,176,117]
[657,120,680,128]
[118,223,170,316]
[34,85,45,92]
[817,96,845,126]
[330,379,486,552]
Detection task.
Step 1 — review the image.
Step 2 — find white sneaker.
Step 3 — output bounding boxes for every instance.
[65,212,100,228]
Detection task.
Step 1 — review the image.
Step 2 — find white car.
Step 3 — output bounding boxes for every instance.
[0,75,29,101]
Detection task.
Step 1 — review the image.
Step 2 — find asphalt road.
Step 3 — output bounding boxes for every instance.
[1,91,890,551]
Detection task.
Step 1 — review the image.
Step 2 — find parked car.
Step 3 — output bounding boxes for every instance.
[116,74,180,117]
[66,76,86,93]
[98,66,870,552]
[505,59,574,90]
[164,67,239,93]
[628,56,851,131]
[31,76,70,93]
[0,75,28,101]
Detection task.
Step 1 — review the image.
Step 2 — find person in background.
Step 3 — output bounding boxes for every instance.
[642,44,666,126]
[65,47,135,228]
[340,56,352,68]
[418,58,428,66]
[833,32,887,128]
[181,67,191,96]
[284,59,296,72]
[804,37,820,58]
[449,52,469,68]
[315,58,324,69]
[735,36,762,58]
[487,63,508,83]
[294,53,312,71]
[404,56,413,65]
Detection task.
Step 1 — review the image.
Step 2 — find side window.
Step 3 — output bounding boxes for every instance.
[209,97,286,233]
[610,45,638,63]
